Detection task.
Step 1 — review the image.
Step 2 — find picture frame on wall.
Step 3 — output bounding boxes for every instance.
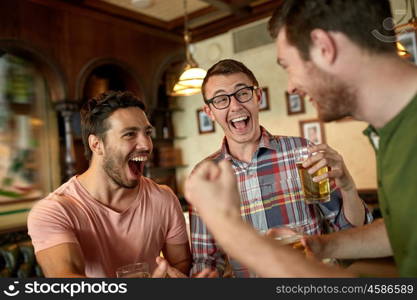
[397,30,417,65]
[299,119,326,145]
[197,109,215,134]
[259,87,270,111]
[285,92,305,115]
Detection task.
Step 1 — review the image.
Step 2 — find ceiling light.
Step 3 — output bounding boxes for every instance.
[170,0,207,97]
[396,0,417,58]
[131,0,154,9]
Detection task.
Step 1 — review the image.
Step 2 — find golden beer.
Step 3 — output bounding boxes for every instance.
[119,272,151,278]
[274,234,306,254]
[296,163,330,204]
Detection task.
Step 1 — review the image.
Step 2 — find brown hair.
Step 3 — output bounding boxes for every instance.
[80,90,146,160]
[201,59,259,100]
[268,0,396,60]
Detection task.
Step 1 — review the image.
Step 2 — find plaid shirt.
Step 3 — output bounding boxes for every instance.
[190,127,373,277]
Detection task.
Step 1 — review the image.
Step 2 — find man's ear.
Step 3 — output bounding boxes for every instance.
[256,87,262,106]
[203,104,216,121]
[309,29,337,68]
[88,134,103,156]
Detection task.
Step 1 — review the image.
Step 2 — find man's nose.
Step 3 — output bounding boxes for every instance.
[229,95,243,111]
[136,133,152,150]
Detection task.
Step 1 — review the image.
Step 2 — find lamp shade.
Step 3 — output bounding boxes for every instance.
[397,42,410,58]
[171,66,207,96]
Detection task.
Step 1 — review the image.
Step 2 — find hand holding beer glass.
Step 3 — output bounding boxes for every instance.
[266,225,306,253]
[293,146,330,204]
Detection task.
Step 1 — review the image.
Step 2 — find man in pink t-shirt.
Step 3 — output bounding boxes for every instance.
[28,91,191,277]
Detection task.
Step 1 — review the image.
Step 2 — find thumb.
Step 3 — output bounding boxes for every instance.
[194,161,218,180]
[152,257,168,278]
[218,160,236,185]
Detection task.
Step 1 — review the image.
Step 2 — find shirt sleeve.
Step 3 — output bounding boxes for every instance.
[190,206,226,276]
[162,187,189,245]
[318,188,373,232]
[399,222,417,276]
[27,197,79,253]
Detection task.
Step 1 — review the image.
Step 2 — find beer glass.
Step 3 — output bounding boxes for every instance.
[264,224,306,251]
[116,262,150,278]
[293,147,330,204]
[274,234,304,251]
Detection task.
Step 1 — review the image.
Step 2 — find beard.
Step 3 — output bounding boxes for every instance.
[308,64,357,122]
[102,151,138,189]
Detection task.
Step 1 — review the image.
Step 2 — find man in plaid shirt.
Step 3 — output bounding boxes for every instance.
[190,59,372,277]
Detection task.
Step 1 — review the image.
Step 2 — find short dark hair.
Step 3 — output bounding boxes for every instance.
[201,59,259,100]
[268,0,396,60]
[80,90,146,160]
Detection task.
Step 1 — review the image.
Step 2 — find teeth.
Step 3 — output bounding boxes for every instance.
[231,116,248,123]
[130,156,148,162]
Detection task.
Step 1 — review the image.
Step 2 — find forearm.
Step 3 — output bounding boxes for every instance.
[35,243,87,278]
[202,210,352,277]
[163,242,192,276]
[320,218,393,259]
[340,185,366,226]
[171,258,192,275]
[45,272,87,278]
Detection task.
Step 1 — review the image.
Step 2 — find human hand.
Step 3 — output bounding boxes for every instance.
[152,257,218,278]
[301,235,327,260]
[266,227,306,253]
[192,269,219,278]
[302,144,355,191]
[184,160,241,222]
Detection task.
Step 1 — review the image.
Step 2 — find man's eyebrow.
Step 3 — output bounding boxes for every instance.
[212,89,227,97]
[234,83,248,89]
[120,125,153,134]
[121,127,140,133]
[212,83,249,97]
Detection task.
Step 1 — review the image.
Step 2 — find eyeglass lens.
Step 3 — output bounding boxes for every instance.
[211,87,254,109]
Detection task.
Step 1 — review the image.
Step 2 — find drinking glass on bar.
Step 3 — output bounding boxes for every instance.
[293,147,330,204]
[116,262,150,278]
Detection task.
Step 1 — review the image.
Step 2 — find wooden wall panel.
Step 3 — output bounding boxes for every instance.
[0,0,184,108]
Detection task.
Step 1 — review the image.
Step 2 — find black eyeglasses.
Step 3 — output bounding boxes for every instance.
[204,86,258,110]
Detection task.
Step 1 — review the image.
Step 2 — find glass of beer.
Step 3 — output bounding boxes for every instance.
[264,224,306,251]
[293,147,330,204]
[116,262,150,278]
[274,234,304,248]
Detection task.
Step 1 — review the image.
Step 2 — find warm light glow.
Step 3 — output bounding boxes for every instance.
[171,67,207,96]
[397,42,409,57]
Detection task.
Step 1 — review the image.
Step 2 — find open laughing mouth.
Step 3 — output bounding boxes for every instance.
[128,154,149,176]
[229,115,250,131]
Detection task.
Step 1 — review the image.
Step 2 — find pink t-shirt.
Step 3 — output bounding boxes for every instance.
[28,176,188,277]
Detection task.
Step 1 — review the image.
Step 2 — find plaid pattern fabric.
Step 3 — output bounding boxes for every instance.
[190,127,373,277]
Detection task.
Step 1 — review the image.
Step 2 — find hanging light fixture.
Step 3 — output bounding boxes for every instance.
[131,0,154,9]
[396,0,417,57]
[171,0,207,96]
[397,41,410,57]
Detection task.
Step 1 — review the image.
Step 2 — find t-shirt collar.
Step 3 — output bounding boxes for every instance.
[219,126,277,160]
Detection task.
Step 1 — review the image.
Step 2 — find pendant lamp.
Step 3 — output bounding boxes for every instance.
[171,0,207,96]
